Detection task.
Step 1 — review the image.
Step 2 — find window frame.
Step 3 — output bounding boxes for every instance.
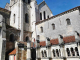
[52,23,55,30]
[66,18,71,25]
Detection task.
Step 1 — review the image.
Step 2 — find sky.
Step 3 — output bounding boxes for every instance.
[0,0,80,15]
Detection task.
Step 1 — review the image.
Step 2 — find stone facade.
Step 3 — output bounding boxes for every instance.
[0,0,80,60]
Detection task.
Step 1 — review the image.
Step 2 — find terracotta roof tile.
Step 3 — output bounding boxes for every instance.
[9,49,16,55]
[63,36,75,43]
[40,41,46,47]
[50,39,59,45]
[0,7,11,13]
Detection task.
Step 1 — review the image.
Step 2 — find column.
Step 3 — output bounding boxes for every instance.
[60,44,66,60]
[27,41,31,60]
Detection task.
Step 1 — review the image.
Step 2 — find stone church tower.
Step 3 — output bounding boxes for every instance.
[9,0,38,42]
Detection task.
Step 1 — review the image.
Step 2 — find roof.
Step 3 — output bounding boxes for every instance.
[50,38,59,45]
[40,41,46,47]
[36,6,80,25]
[9,49,16,55]
[0,7,11,14]
[63,36,75,43]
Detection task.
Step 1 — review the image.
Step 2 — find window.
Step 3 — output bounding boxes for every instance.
[71,48,75,56]
[41,51,44,57]
[47,15,49,18]
[44,50,47,57]
[25,14,29,23]
[66,18,71,25]
[28,0,31,4]
[25,36,29,42]
[43,11,46,19]
[53,49,56,57]
[10,34,14,42]
[75,47,79,56]
[14,14,15,23]
[66,48,71,56]
[56,49,59,57]
[40,27,43,33]
[52,23,55,30]
[37,35,40,40]
[40,13,42,20]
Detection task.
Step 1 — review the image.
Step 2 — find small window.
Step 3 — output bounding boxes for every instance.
[47,15,49,18]
[40,27,43,33]
[75,47,79,56]
[10,34,14,42]
[44,50,47,57]
[66,18,71,25]
[41,51,44,57]
[56,49,59,57]
[71,48,75,56]
[28,0,31,4]
[14,14,15,23]
[53,49,56,57]
[25,36,29,42]
[40,13,42,20]
[66,48,71,56]
[25,14,29,23]
[37,35,40,40]
[52,23,55,30]
[43,11,46,19]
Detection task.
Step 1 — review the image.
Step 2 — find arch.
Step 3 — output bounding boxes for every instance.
[56,49,59,57]
[44,50,47,57]
[43,11,46,19]
[40,13,42,20]
[52,49,56,57]
[75,47,79,56]
[71,48,75,56]
[10,34,14,42]
[66,48,71,56]
[41,51,44,57]
[25,36,29,42]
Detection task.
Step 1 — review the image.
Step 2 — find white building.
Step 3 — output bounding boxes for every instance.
[0,0,80,60]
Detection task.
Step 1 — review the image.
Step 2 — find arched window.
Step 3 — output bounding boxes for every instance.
[40,13,42,20]
[71,48,75,56]
[66,18,71,25]
[56,49,59,57]
[41,51,44,57]
[47,15,49,18]
[66,48,71,56]
[53,49,56,57]
[44,50,47,57]
[14,14,15,23]
[10,34,14,42]
[26,36,29,42]
[25,13,29,23]
[75,47,79,56]
[52,23,55,30]
[43,11,46,19]
[40,26,43,33]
